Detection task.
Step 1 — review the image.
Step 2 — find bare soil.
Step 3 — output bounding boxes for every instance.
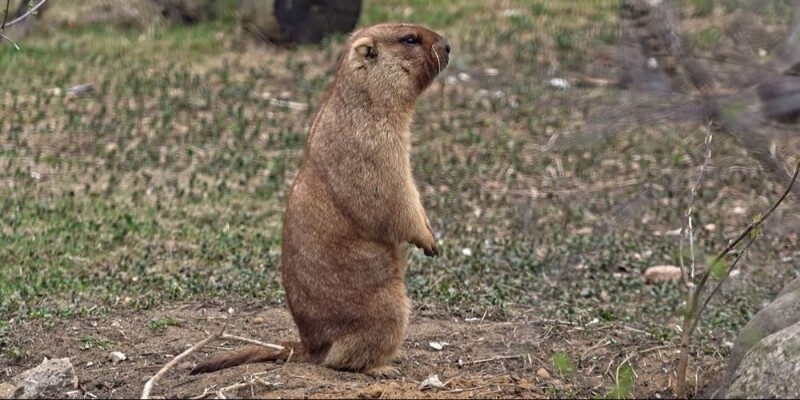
[2,302,719,399]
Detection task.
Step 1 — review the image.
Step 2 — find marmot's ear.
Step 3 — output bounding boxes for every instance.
[351,37,377,60]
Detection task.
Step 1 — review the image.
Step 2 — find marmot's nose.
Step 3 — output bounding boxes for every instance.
[444,40,451,54]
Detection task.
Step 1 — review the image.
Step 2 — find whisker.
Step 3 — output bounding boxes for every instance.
[431,45,442,76]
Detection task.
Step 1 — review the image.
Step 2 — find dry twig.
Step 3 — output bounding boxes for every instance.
[678,122,714,288]
[460,354,523,366]
[141,325,285,398]
[219,333,284,351]
[141,325,227,399]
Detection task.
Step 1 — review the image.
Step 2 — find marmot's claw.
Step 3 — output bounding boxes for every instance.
[424,245,439,257]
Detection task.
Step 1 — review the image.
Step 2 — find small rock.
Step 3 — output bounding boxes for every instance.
[0,383,15,398]
[419,374,445,390]
[501,9,522,17]
[252,316,266,325]
[704,223,717,232]
[428,341,448,351]
[484,67,499,77]
[536,368,551,379]
[546,78,570,89]
[643,265,682,284]
[461,248,472,256]
[7,358,78,399]
[457,72,471,82]
[66,84,94,97]
[109,351,127,364]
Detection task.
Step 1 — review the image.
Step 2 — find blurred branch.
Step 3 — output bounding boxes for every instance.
[678,122,713,288]
[0,0,48,50]
[0,30,19,50]
[2,0,10,29]
[2,0,47,29]
[616,0,800,198]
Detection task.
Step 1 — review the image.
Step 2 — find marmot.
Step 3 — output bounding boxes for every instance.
[191,23,450,377]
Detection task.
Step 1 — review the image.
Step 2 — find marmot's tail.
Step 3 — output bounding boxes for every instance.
[190,341,304,375]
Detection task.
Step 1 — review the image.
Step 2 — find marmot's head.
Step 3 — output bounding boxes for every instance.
[339,23,450,105]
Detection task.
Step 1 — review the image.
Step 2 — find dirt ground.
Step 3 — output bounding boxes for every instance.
[2,302,717,399]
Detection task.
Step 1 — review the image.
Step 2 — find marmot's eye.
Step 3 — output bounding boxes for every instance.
[400,35,420,45]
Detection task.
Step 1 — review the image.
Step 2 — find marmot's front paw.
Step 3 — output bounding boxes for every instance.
[423,243,439,257]
[422,218,439,257]
[417,231,439,257]
[411,236,438,257]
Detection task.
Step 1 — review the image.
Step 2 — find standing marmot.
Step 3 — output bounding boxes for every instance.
[191,23,450,377]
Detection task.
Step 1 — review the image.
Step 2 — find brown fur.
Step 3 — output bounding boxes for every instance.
[191,23,450,377]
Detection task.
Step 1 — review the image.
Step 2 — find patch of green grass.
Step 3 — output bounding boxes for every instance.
[80,335,110,351]
[0,320,23,359]
[552,352,576,375]
[149,317,181,332]
[606,362,635,399]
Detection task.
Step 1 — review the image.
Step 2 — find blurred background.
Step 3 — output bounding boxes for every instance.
[1,0,799,397]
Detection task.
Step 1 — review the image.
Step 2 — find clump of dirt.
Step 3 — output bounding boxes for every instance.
[1,302,721,398]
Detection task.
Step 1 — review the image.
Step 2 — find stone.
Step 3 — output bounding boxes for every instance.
[726,322,800,398]
[643,265,682,284]
[109,351,127,364]
[6,357,79,399]
[711,289,800,398]
[0,383,16,398]
[536,367,551,379]
[724,290,800,382]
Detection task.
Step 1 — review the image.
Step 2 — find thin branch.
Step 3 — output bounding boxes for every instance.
[692,159,800,302]
[460,355,523,366]
[141,325,227,399]
[676,159,800,398]
[678,121,713,288]
[2,0,10,29]
[0,30,18,50]
[2,0,46,29]
[689,235,757,337]
[219,333,284,351]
